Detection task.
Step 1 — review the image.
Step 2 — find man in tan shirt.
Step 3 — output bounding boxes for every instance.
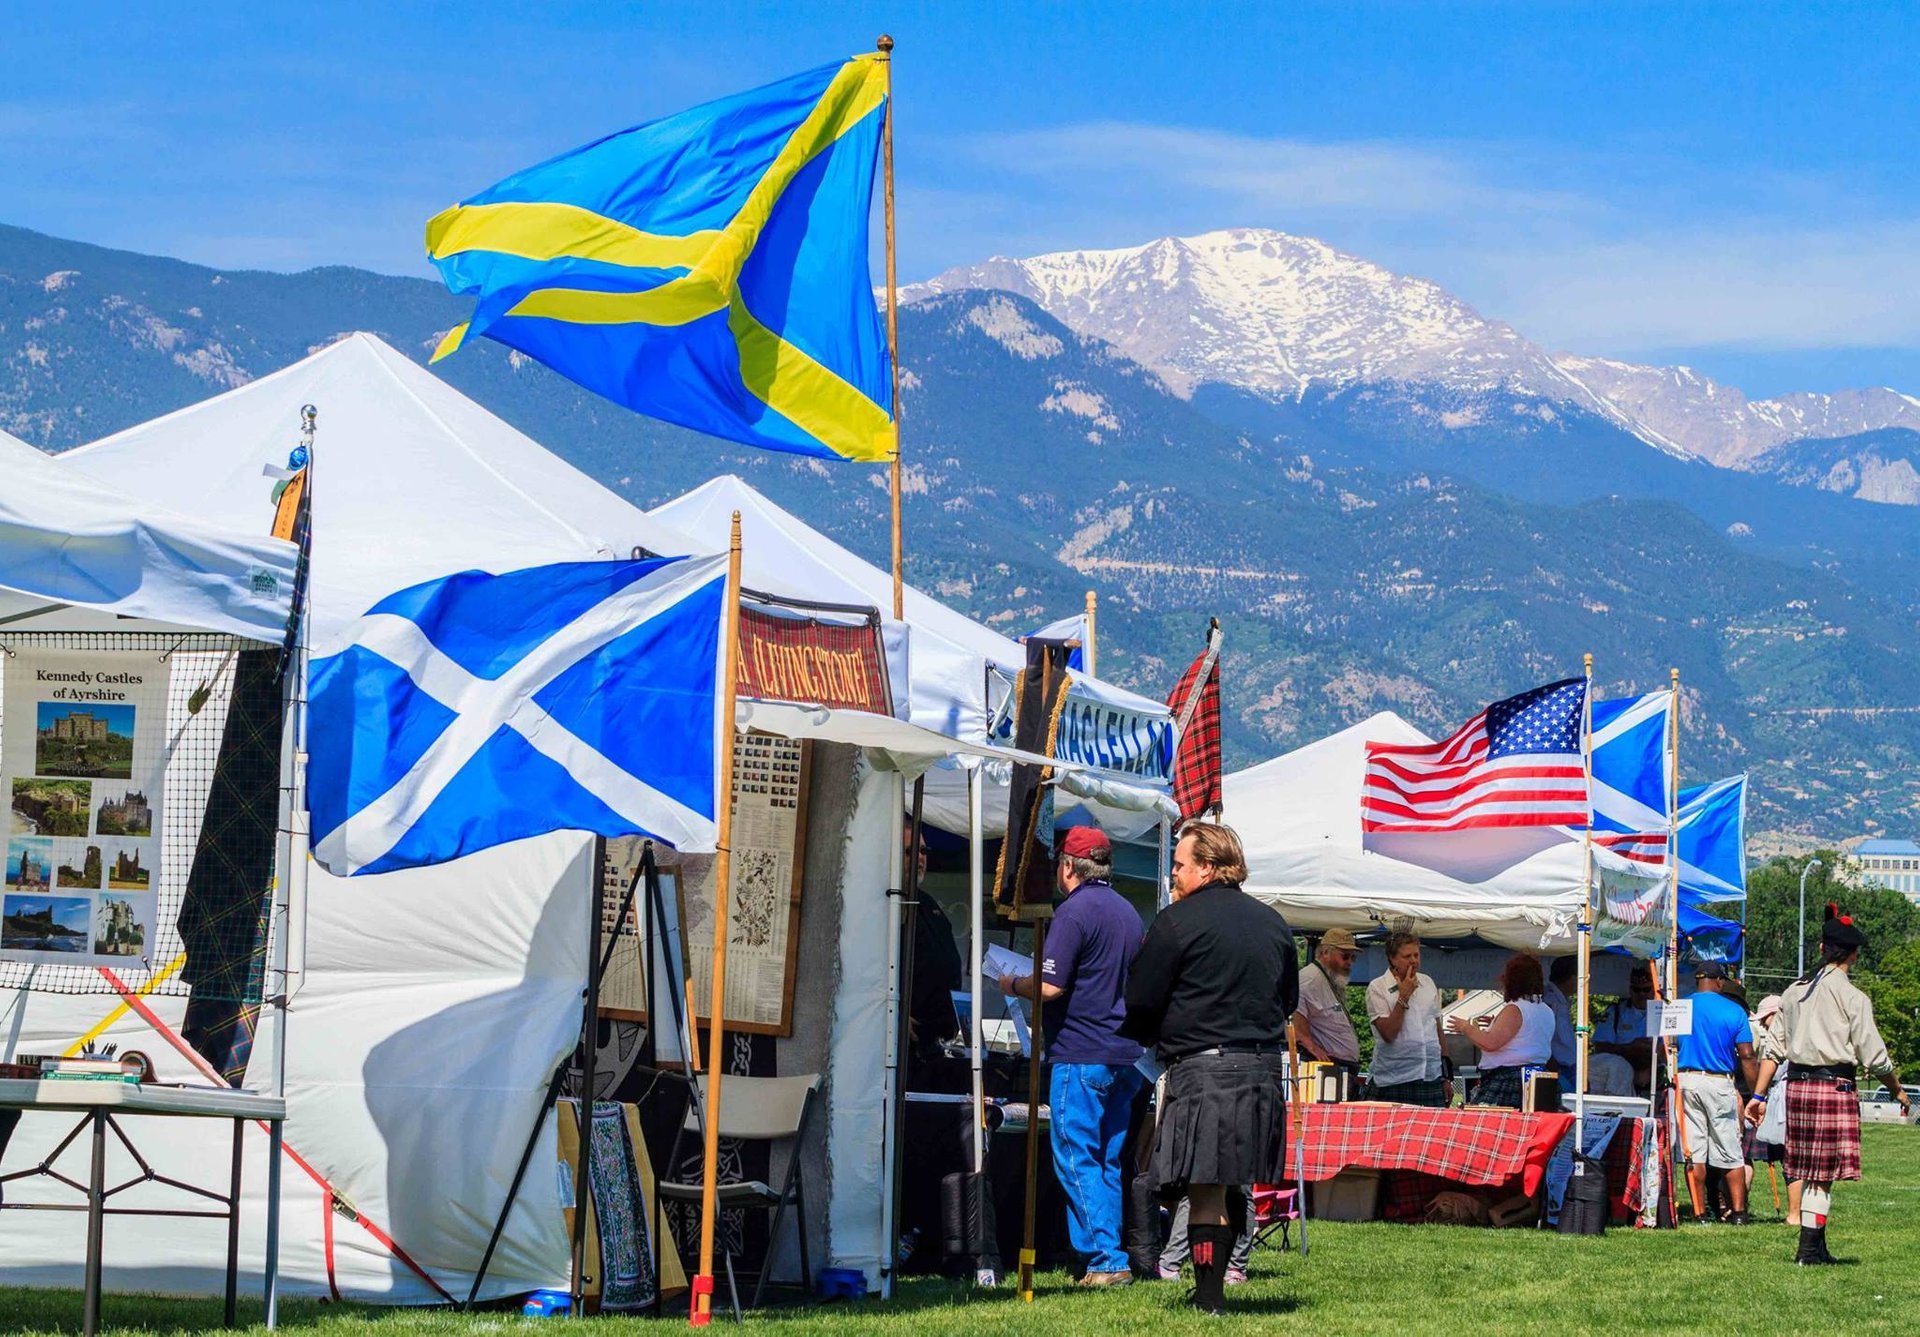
[1745,907,1909,1265]
[1293,928,1361,1099]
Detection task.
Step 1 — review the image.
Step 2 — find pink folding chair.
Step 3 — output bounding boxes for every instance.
[1250,1183,1301,1253]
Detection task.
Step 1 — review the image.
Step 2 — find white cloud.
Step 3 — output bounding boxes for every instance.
[974,122,1588,221]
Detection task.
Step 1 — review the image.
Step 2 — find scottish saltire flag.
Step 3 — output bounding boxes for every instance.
[1363,678,1588,832]
[308,556,728,877]
[1677,775,1748,903]
[426,55,894,463]
[1585,691,1675,865]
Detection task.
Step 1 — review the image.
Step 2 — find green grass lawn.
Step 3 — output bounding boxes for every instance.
[8,1125,1918,1336]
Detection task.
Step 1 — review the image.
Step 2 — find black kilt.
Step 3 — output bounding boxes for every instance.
[1149,1051,1288,1192]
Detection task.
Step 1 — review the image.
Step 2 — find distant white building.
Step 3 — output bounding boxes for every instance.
[1853,839,1920,903]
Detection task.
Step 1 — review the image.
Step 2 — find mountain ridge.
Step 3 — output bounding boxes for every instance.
[1,221,1916,839]
[908,227,1920,503]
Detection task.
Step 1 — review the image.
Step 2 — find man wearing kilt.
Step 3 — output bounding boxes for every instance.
[1745,906,1910,1264]
[1122,823,1298,1315]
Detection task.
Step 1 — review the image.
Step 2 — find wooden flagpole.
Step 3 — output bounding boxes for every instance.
[690,513,744,1326]
[1082,590,1098,677]
[1664,665,1696,1216]
[878,33,904,621]
[1574,653,1594,1150]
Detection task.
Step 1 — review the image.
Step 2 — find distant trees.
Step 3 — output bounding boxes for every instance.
[1735,852,1920,1071]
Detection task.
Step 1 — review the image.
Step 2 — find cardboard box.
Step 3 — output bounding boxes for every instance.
[1308,1167,1382,1222]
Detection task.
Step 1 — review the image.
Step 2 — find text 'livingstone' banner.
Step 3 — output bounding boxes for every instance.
[735,605,893,716]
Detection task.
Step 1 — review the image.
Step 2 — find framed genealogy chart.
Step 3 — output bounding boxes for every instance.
[601,732,810,1039]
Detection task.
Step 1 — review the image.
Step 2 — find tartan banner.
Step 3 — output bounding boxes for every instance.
[1166,635,1222,823]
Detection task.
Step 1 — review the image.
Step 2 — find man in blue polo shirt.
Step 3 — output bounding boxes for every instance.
[997,824,1144,1286]
[1678,962,1758,1223]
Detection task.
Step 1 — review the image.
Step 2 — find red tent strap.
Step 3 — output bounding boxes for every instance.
[95,967,456,1304]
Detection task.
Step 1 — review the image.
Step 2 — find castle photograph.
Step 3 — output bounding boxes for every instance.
[34,702,136,780]
[11,777,93,837]
[95,786,152,837]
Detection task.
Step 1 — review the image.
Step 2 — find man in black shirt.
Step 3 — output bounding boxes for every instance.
[1123,823,1297,1315]
[905,831,963,1063]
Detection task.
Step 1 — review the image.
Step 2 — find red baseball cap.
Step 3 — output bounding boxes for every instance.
[1059,826,1112,859]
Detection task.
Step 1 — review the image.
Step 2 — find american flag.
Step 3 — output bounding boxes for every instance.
[1363,678,1589,832]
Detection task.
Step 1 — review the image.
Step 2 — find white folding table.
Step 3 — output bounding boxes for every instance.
[0,1079,286,1336]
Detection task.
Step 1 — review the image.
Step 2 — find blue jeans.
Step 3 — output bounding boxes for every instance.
[1049,1062,1144,1274]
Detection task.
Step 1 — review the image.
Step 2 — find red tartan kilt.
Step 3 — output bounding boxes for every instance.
[1784,1077,1862,1183]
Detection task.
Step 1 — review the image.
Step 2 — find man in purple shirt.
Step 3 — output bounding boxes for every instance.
[997,825,1145,1286]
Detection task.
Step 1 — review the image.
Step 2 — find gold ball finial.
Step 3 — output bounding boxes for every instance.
[877,33,894,52]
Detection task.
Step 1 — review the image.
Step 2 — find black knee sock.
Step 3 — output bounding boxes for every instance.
[1190,1223,1232,1311]
[1225,1188,1249,1245]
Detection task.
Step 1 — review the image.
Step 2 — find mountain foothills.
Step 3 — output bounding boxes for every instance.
[2,222,1916,840]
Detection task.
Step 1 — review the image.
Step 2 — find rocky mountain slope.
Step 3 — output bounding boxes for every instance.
[2,223,1916,838]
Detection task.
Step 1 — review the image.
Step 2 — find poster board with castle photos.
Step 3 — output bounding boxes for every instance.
[605,732,810,1039]
[2,651,166,967]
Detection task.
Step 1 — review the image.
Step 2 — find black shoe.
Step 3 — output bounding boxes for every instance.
[1725,1210,1753,1226]
[1795,1226,1839,1266]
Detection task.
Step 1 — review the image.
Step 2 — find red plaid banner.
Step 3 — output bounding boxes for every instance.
[1167,643,1221,822]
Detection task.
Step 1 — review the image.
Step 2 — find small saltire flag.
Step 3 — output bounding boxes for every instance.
[308,555,728,877]
[1677,775,1748,903]
[426,55,894,464]
[1587,690,1674,839]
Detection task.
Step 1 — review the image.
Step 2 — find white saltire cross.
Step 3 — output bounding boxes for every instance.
[315,559,722,874]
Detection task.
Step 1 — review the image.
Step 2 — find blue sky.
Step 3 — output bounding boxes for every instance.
[3,2,1916,395]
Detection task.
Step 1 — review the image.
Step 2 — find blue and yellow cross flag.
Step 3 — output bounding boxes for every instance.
[426,54,895,463]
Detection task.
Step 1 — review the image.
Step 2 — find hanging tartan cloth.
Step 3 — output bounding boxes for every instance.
[1166,625,1223,822]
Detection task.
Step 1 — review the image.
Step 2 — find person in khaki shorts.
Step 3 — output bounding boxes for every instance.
[1677,962,1758,1223]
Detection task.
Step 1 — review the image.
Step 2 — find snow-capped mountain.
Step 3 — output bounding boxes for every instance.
[902,229,1663,435]
[1553,355,1920,467]
[906,227,1919,492]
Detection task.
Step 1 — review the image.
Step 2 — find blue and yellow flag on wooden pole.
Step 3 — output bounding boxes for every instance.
[426,54,895,463]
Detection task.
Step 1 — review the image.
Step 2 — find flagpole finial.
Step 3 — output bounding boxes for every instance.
[1583,651,1592,674]
[1670,666,1680,686]
[877,33,894,53]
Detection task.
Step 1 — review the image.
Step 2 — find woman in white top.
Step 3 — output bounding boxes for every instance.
[1364,931,1451,1107]
[1450,953,1561,1111]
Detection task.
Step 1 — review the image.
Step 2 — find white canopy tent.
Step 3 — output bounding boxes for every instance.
[1225,711,1662,957]
[647,477,1177,842]
[0,335,920,1301]
[0,429,297,638]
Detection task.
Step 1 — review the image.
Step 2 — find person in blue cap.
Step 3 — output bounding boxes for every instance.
[1676,961,1757,1223]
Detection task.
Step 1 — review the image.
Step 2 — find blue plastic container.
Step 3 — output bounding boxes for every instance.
[817,1267,868,1300]
[521,1290,573,1317]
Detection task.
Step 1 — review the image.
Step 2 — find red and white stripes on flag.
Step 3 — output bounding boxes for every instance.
[1361,679,1590,833]
[1594,829,1669,867]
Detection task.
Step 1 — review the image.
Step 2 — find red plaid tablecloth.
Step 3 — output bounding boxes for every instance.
[1299,1104,1574,1197]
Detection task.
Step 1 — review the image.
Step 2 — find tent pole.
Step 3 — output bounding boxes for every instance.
[879,777,907,1297]
[692,515,745,1326]
[885,777,926,1289]
[571,838,606,1316]
[1157,818,1172,912]
[968,764,985,1177]
[877,33,904,622]
[1574,653,1594,1152]
[266,401,317,1329]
